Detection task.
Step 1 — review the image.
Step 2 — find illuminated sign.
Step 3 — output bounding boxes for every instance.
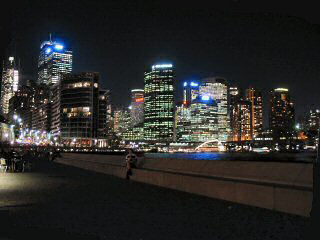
[183,82,187,87]
[201,95,210,101]
[131,89,144,92]
[135,98,144,103]
[190,82,198,87]
[55,44,64,50]
[275,88,288,92]
[152,64,173,70]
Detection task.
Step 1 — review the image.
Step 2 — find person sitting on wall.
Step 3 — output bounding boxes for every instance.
[125,149,137,180]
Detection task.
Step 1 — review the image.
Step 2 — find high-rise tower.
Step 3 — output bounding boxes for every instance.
[144,63,175,142]
[199,77,229,141]
[246,88,263,138]
[130,89,144,127]
[38,36,72,85]
[1,56,19,115]
[269,88,295,134]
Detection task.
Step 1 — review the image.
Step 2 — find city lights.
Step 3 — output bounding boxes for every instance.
[151,64,173,70]
[54,44,64,50]
[201,95,210,101]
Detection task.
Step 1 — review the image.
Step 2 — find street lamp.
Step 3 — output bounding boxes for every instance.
[13,114,18,120]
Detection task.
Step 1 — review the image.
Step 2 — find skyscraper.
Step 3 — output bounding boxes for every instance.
[245,88,263,138]
[1,56,19,115]
[176,95,218,142]
[130,89,144,127]
[113,109,131,136]
[269,88,295,135]
[183,81,199,105]
[199,77,229,141]
[98,89,112,138]
[231,100,252,141]
[144,63,175,142]
[38,37,72,85]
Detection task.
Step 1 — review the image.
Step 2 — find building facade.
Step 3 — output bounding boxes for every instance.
[183,81,199,106]
[98,89,112,138]
[38,38,72,85]
[8,85,34,129]
[175,96,218,143]
[144,63,175,142]
[1,56,19,115]
[113,109,131,136]
[199,77,229,141]
[50,72,100,146]
[130,89,144,127]
[231,100,252,141]
[245,88,263,138]
[306,109,320,131]
[269,88,295,136]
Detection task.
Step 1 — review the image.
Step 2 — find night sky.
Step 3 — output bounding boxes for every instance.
[1,0,319,126]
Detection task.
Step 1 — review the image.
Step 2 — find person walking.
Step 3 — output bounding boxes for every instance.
[125,149,137,180]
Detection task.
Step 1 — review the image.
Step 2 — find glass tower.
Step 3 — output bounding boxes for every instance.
[1,56,19,115]
[199,77,229,142]
[38,38,72,85]
[183,81,199,105]
[130,89,144,127]
[176,95,218,143]
[144,63,175,142]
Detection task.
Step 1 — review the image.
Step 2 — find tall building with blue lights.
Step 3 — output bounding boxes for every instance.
[144,63,175,142]
[175,94,218,143]
[183,81,199,105]
[199,77,229,142]
[38,37,72,85]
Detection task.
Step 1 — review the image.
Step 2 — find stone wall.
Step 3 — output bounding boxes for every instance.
[57,153,312,217]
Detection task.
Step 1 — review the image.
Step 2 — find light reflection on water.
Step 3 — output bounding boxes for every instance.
[145,152,316,162]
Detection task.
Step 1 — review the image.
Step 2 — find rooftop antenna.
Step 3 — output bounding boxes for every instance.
[49,33,52,42]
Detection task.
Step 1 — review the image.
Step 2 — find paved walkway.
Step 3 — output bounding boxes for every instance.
[0,160,311,239]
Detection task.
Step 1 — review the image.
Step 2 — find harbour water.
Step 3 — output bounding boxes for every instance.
[145,152,316,163]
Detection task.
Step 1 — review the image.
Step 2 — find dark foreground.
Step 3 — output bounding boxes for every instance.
[0,160,312,240]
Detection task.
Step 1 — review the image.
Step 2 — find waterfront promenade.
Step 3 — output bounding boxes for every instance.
[0,158,310,240]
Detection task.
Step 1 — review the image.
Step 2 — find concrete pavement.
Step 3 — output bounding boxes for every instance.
[0,160,311,239]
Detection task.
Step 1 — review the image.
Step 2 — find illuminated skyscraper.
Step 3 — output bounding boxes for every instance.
[199,77,229,141]
[113,109,131,136]
[130,89,144,127]
[1,56,19,115]
[144,63,175,142]
[38,37,72,85]
[183,81,199,105]
[231,100,252,141]
[175,95,218,143]
[269,88,295,134]
[245,88,263,138]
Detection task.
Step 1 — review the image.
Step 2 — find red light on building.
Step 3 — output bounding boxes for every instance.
[135,98,144,103]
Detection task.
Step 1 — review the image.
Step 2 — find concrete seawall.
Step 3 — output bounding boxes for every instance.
[57,153,313,217]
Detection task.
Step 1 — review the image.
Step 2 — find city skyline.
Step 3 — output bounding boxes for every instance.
[0,1,319,122]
